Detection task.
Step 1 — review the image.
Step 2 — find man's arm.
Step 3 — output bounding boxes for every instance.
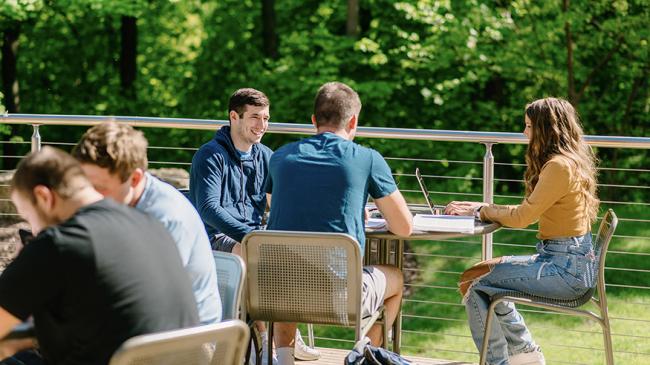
[0,239,60,358]
[375,190,413,237]
[0,308,21,340]
[0,308,35,360]
[192,151,253,242]
[368,150,413,237]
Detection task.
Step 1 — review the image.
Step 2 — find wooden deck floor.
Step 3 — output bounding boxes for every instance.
[303,347,475,365]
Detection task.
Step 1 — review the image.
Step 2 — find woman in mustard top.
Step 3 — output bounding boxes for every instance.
[446,98,599,365]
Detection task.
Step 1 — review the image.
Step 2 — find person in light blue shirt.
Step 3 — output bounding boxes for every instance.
[134,172,221,324]
[72,122,222,324]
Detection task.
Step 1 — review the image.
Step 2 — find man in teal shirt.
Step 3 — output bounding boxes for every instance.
[266,82,413,365]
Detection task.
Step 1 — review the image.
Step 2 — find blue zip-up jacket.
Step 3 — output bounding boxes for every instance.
[189,126,273,242]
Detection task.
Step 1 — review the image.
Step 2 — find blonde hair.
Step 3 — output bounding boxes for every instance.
[524,97,599,222]
[72,122,148,182]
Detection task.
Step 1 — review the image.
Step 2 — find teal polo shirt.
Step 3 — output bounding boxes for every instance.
[266,132,397,251]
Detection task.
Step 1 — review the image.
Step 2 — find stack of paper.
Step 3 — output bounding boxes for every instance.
[413,214,475,233]
[365,218,387,230]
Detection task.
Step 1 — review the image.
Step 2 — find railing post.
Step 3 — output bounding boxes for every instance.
[31,124,41,152]
[482,142,495,260]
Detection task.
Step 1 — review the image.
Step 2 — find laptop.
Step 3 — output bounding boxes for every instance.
[415,168,445,215]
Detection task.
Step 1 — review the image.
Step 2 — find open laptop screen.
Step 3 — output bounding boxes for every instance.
[415,168,444,215]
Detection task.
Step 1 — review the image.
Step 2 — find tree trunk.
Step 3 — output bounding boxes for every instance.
[563,0,576,104]
[120,16,137,95]
[2,24,21,113]
[261,0,278,59]
[1,24,21,170]
[346,0,359,37]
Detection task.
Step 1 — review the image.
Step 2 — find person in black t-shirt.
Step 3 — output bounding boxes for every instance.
[0,147,199,365]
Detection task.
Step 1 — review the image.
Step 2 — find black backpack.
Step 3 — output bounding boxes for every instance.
[344,338,414,365]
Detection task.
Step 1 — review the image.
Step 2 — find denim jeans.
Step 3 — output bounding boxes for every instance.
[462,233,596,365]
[211,233,239,252]
[0,350,44,365]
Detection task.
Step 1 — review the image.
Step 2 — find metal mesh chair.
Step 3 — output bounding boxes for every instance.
[241,230,387,365]
[479,209,618,365]
[213,250,245,321]
[109,320,250,365]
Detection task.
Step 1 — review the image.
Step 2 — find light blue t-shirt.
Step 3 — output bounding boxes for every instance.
[266,133,397,251]
[136,173,222,324]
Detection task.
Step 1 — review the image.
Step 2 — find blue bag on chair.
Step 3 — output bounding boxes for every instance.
[344,338,414,365]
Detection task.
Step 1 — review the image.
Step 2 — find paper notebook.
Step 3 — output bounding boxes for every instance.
[365,218,387,230]
[413,214,475,233]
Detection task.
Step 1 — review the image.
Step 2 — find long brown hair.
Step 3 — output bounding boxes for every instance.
[524,97,599,222]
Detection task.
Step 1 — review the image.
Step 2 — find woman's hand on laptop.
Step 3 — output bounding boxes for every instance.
[445,201,488,216]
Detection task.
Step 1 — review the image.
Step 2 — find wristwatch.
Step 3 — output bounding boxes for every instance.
[473,206,483,220]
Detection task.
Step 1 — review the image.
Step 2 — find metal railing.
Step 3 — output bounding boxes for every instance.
[2,114,650,364]
[3,113,650,147]
[4,113,649,259]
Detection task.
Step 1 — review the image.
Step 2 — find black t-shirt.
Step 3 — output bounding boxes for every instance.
[0,199,199,365]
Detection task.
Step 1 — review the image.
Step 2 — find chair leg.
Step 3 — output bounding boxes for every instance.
[244,337,253,365]
[244,335,252,365]
[382,316,388,350]
[307,323,315,348]
[268,321,274,365]
[245,319,261,365]
[598,317,615,365]
[603,327,614,365]
[479,300,499,365]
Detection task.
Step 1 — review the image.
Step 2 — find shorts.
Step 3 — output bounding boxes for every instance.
[361,266,387,318]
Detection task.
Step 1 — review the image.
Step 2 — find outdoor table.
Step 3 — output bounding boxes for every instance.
[364,219,501,353]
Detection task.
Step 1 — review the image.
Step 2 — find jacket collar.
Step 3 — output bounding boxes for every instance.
[214,126,258,161]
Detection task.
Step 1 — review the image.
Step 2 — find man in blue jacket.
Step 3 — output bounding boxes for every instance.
[189,89,322,363]
[189,88,273,255]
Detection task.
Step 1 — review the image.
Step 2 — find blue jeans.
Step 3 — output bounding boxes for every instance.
[211,233,239,252]
[0,350,44,365]
[461,233,596,365]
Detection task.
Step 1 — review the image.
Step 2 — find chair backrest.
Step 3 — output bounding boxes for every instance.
[593,209,618,303]
[213,251,246,320]
[241,230,363,327]
[109,320,249,365]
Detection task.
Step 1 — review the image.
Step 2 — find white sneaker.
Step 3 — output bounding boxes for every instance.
[509,349,546,365]
[294,329,321,361]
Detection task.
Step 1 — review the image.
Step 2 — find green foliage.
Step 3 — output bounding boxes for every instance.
[1,1,649,361]
[0,0,44,23]
[1,0,648,190]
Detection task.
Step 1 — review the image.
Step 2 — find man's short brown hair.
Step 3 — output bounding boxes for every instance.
[228,88,270,118]
[11,146,91,202]
[313,82,362,129]
[72,122,148,182]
